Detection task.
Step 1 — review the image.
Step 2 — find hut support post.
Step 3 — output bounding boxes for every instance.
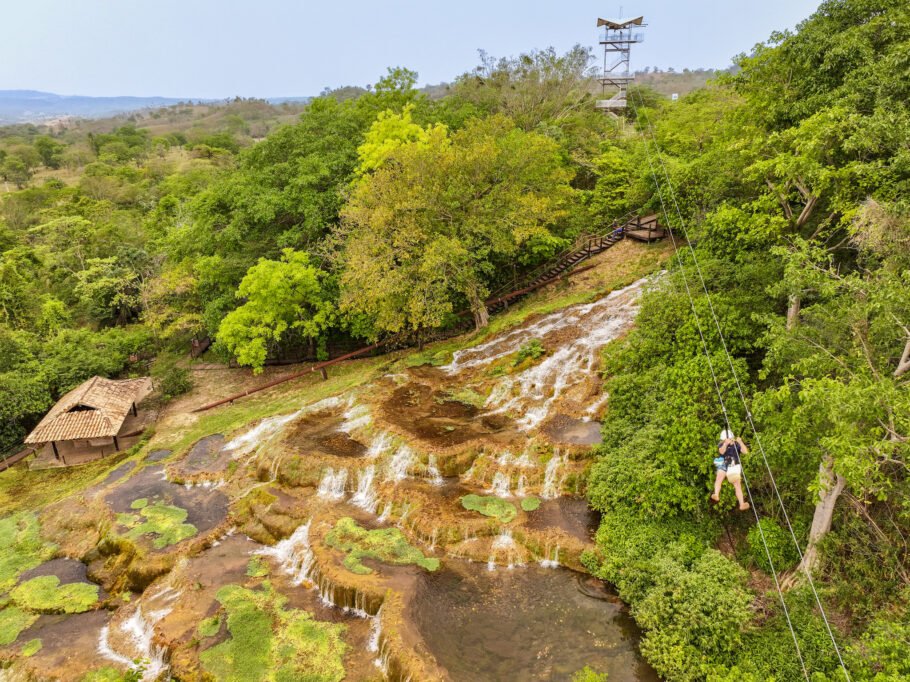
[131,402,137,417]
[113,436,120,452]
[51,441,59,460]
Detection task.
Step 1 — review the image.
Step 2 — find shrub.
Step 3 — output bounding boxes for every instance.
[513,338,545,366]
[746,518,798,574]
[151,355,193,401]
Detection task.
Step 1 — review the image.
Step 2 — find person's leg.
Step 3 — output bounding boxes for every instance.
[731,478,750,510]
[711,470,726,501]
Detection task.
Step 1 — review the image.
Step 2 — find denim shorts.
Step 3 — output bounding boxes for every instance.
[713,456,727,472]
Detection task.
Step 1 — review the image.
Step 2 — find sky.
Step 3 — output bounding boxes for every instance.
[0,0,824,99]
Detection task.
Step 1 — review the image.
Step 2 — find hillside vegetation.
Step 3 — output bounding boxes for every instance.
[0,1,907,678]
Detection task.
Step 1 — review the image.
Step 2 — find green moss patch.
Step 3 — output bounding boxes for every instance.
[80,667,132,682]
[461,494,517,523]
[0,512,57,592]
[521,496,541,512]
[129,498,148,509]
[200,583,346,682]
[11,575,99,614]
[325,517,440,574]
[246,555,269,578]
[198,614,222,638]
[118,500,198,549]
[21,637,42,656]
[0,606,37,645]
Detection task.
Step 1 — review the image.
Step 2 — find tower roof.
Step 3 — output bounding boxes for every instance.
[597,16,644,29]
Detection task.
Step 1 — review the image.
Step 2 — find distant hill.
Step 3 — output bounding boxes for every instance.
[632,67,736,98]
[0,90,314,124]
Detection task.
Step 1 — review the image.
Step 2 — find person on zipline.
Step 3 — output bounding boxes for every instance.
[711,429,750,510]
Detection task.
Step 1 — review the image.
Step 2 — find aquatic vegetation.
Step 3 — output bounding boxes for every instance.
[0,605,37,645]
[130,498,148,509]
[118,500,198,549]
[324,517,440,575]
[443,387,486,408]
[461,494,517,523]
[572,666,608,682]
[199,583,347,682]
[0,512,57,591]
[11,575,99,614]
[80,667,142,682]
[521,496,541,512]
[21,637,42,656]
[513,338,546,366]
[197,614,222,638]
[246,555,270,578]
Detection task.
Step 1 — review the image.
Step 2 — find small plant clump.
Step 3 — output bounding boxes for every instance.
[11,575,99,614]
[324,517,440,575]
[80,666,143,682]
[21,637,42,656]
[246,555,269,578]
[118,499,198,549]
[521,496,541,512]
[197,614,222,638]
[461,494,517,523]
[200,583,347,682]
[443,388,485,409]
[513,338,546,366]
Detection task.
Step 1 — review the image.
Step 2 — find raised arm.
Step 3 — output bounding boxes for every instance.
[736,437,749,454]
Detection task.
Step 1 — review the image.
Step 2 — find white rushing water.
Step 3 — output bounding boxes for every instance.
[488,529,518,571]
[516,474,528,497]
[378,502,392,522]
[426,455,444,486]
[224,396,344,457]
[488,471,511,497]
[351,465,378,513]
[366,431,394,459]
[340,403,372,434]
[385,445,416,483]
[513,450,536,468]
[541,453,568,499]
[255,520,314,585]
[445,279,646,430]
[539,543,561,568]
[317,467,348,500]
[98,585,179,681]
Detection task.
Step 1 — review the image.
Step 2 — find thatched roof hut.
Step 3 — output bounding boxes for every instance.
[25,377,153,460]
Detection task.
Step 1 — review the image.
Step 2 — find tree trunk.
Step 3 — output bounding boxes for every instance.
[468,288,489,330]
[895,336,910,378]
[792,455,845,582]
[786,294,801,330]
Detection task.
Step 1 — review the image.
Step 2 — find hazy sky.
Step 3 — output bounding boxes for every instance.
[1,0,823,98]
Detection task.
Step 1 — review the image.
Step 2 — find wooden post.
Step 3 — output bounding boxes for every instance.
[320,368,328,381]
[113,436,120,452]
[51,441,59,460]
[131,402,138,417]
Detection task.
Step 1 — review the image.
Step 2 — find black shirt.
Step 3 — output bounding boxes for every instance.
[719,441,742,467]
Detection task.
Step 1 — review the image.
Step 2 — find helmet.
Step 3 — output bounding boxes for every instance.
[720,429,734,440]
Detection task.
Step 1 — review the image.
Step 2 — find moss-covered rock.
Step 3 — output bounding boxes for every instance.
[11,575,99,614]
[21,637,42,656]
[461,494,517,523]
[200,583,347,682]
[325,517,440,574]
[0,512,57,592]
[118,500,197,549]
[0,605,37,645]
[521,496,541,512]
[197,614,222,638]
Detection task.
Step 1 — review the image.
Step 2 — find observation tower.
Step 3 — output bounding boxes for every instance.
[595,15,645,111]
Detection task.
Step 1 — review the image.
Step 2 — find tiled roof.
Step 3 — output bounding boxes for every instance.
[25,376,152,444]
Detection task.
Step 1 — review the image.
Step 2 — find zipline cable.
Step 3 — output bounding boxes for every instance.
[628,92,811,681]
[629,85,852,681]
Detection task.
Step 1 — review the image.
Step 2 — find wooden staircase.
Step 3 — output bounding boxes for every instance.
[484,213,662,314]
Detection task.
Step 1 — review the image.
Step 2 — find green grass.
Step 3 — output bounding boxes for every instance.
[0,512,57,592]
[11,575,99,614]
[80,667,140,682]
[461,494,517,523]
[443,388,486,408]
[200,583,347,682]
[0,606,37,645]
[118,500,197,549]
[521,496,541,512]
[324,517,440,575]
[130,498,148,509]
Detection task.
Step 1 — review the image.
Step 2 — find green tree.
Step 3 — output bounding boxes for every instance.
[216,249,335,372]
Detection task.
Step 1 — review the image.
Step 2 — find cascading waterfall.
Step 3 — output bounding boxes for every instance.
[450,280,645,429]
[541,453,568,499]
[385,445,416,482]
[224,396,344,457]
[496,451,513,466]
[340,403,372,434]
[488,471,511,497]
[487,529,517,571]
[317,467,348,500]
[351,466,378,513]
[513,450,536,468]
[378,502,392,522]
[539,543,561,568]
[516,474,528,497]
[368,606,383,653]
[97,586,179,681]
[397,502,411,528]
[256,520,315,585]
[366,431,394,458]
[426,455,444,486]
